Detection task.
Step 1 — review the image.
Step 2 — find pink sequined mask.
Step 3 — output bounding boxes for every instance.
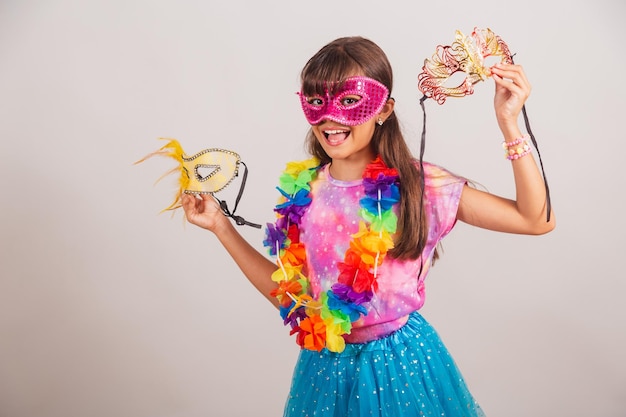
[298,76,389,126]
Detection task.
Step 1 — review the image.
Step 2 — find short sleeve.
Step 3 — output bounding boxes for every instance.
[421,162,466,242]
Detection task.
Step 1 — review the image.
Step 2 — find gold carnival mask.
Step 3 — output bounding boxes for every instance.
[136,138,260,228]
[416,27,551,221]
[418,27,512,104]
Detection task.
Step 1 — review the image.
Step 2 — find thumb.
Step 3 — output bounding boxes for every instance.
[181,193,196,212]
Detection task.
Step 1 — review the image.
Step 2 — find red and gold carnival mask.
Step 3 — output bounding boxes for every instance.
[416,27,551,221]
[418,27,512,104]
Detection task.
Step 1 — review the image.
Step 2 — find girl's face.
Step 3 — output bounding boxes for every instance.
[300,76,393,165]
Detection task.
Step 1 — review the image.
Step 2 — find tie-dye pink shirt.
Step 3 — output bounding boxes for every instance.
[299,162,465,343]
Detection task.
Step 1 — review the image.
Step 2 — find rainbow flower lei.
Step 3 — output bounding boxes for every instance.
[263,156,400,353]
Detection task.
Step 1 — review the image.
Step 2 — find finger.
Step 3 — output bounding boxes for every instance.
[492,72,524,96]
[492,64,530,91]
[493,69,530,102]
[181,193,195,211]
[493,63,524,74]
[181,197,199,220]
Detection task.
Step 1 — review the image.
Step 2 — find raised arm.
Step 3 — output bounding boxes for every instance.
[457,63,555,235]
[181,193,280,307]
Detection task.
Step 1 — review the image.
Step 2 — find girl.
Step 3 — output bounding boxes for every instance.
[181,36,554,416]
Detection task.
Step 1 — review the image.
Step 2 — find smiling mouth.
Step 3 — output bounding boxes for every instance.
[323,129,350,145]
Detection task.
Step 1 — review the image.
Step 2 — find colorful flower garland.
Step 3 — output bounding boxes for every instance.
[263,156,400,353]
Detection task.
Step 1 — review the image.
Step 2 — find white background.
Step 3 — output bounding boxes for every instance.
[1,1,624,416]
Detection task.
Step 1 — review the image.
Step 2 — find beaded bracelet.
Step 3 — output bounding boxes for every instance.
[502,134,532,161]
[502,134,527,148]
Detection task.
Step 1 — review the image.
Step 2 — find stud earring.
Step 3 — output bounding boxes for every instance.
[377,118,384,126]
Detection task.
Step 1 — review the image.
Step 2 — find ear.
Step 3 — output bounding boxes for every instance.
[378,98,395,122]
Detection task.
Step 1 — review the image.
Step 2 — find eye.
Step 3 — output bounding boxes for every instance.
[306,97,324,106]
[340,95,361,106]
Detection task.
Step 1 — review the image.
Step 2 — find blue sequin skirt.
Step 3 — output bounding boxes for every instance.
[284,311,485,417]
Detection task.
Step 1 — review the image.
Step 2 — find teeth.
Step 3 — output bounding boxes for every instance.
[324,129,348,134]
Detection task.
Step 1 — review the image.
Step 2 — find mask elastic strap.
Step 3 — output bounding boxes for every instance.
[520,103,551,222]
[213,161,261,228]
[509,54,551,222]
[417,95,428,279]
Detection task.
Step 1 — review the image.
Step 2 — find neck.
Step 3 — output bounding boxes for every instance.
[328,153,376,181]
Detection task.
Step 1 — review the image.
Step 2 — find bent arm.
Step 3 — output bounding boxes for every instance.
[457,63,555,235]
[457,148,555,234]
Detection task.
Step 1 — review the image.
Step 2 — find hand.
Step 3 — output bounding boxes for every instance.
[491,63,531,133]
[181,193,228,233]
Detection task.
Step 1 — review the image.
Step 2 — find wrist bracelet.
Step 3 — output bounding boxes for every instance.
[502,134,532,160]
[505,143,532,160]
[501,134,529,149]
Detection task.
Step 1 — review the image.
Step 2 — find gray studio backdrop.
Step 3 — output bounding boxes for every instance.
[1,1,624,416]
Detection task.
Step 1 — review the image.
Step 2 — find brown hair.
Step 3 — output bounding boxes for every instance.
[301,36,430,261]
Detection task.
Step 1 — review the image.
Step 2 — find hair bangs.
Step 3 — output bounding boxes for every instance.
[301,48,362,97]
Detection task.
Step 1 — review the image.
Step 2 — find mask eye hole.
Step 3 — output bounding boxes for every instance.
[306,96,324,107]
[441,70,469,88]
[340,95,361,106]
[195,164,220,181]
[335,92,363,109]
